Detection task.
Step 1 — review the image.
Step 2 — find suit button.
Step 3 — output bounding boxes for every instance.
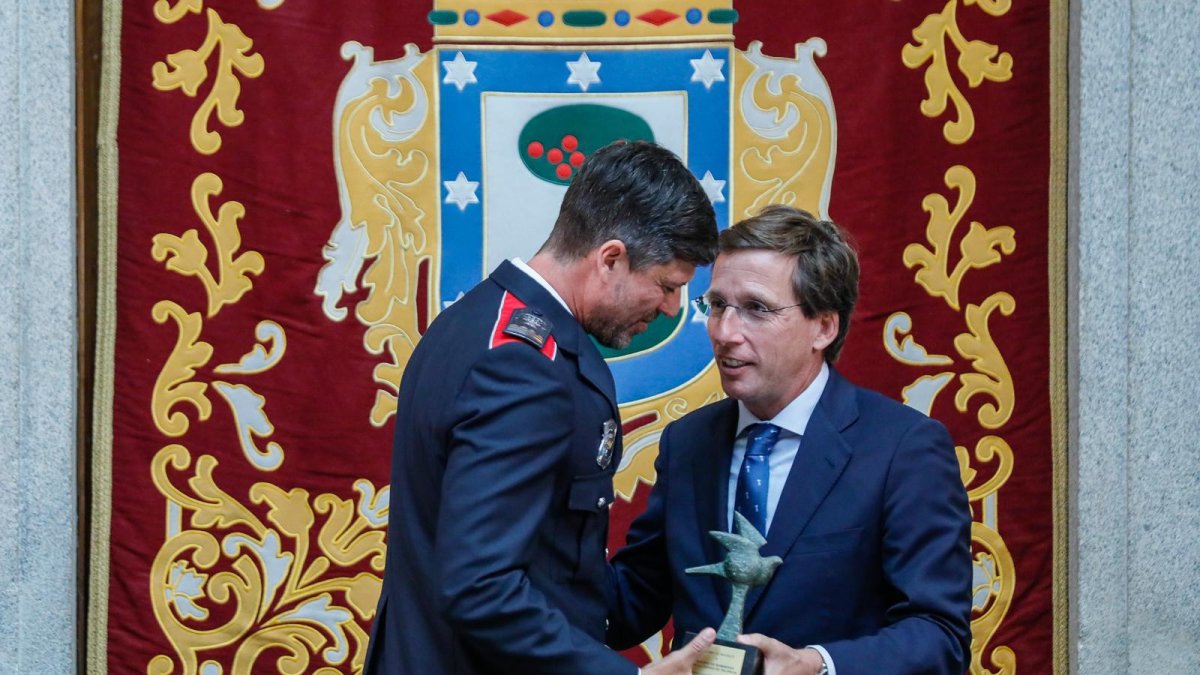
[596,497,607,509]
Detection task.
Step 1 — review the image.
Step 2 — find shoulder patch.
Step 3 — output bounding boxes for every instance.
[505,308,552,348]
[490,292,558,360]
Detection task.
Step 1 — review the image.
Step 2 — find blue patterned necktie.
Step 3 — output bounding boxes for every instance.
[734,422,781,537]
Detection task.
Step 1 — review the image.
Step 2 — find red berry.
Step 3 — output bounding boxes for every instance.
[561,135,579,151]
[569,151,585,167]
[547,148,564,164]
[556,163,572,179]
[527,141,544,158]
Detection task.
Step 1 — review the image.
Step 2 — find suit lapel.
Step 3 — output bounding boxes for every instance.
[744,369,858,619]
[692,400,739,608]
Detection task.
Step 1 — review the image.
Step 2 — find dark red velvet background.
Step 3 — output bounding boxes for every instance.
[105,1,1054,671]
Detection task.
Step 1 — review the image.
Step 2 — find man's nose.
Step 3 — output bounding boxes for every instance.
[659,287,682,317]
[707,308,744,344]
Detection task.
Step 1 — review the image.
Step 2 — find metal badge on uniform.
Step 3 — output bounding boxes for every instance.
[503,308,552,348]
[596,418,618,469]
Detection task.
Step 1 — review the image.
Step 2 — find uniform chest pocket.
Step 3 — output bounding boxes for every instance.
[568,471,615,513]
[562,472,615,581]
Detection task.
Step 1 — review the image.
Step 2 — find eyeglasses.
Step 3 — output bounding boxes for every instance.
[692,294,805,324]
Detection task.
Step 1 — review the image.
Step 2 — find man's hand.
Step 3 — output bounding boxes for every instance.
[736,634,825,675]
[641,628,717,675]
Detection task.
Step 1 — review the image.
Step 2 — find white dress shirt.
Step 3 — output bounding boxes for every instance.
[724,361,836,675]
[725,362,829,533]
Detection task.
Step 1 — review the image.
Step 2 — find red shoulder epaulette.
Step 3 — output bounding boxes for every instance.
[489,292,558,360]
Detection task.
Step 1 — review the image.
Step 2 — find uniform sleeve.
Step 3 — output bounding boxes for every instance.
[606,421,677,649]
[821,417,973,675]
[434,344,637,675]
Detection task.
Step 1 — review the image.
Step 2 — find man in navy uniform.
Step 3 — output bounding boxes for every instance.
[366,141,721,674]
[607,205,973,674]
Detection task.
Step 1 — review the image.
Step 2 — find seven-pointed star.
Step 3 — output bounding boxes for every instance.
[443,51,478,92]
[444,172,480,211]
[566,53,602,92]
[690,50,726,90]
[699,171,726,204]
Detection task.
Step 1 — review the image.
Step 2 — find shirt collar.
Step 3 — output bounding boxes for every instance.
[735,361,830,437]
[510,257,572,316]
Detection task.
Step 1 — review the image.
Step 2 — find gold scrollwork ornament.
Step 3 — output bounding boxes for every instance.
[954,292,1016,430]
[903,165,1016,311]
[732,40,837,221]
[902,0,1014,145]
[970,522,1016,675]
[152,172,265,318]
[151,9,266,155]
[316,42,438,427]
[149,446,386,674]
[151,301,214,438]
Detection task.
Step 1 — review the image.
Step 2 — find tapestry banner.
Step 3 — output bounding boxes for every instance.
[92,0,1065,672]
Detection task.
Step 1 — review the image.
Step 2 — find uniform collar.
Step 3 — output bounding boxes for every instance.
[490,259,619,416]
[491,259,603,360]
[510,257,573,316]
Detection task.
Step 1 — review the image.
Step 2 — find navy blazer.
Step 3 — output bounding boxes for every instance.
[366,261,637,674]
[607,368,972,674]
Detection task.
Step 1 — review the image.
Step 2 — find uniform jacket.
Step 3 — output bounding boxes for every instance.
[607,367,973,674]
[366,260,637,674]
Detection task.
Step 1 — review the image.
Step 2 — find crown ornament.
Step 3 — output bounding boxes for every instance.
[429,0,738,44]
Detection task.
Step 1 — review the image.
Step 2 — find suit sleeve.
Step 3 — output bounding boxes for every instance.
[434,344,637,675]
[605,421,677,649]
[822,417,973,675]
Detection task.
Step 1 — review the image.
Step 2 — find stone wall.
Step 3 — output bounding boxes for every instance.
[1071,0,1200,671]
[0,0,79,673]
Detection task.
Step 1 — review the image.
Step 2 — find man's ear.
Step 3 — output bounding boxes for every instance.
[595,239,628,272]
[813,313,839,351]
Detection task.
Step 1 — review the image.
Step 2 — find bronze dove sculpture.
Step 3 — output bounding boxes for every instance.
[685,511,784,641]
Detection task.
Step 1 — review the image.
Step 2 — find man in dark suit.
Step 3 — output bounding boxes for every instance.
[365,141,721,674]
[608,205,973,675]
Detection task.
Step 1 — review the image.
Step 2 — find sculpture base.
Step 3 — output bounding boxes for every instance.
[684,633,761,675]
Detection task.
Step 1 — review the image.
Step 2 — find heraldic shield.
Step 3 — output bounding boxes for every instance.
[318,1,838,504]
[438,45,731,394]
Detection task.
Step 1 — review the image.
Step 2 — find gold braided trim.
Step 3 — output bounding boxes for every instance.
[1048,0,1071,671]
[88,0,125,670]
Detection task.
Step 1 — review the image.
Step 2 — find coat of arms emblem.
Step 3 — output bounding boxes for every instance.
[316,0,836,496]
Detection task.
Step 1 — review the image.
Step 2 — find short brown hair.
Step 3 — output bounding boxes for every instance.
[543,140,718,269]
[719,205,859,362]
